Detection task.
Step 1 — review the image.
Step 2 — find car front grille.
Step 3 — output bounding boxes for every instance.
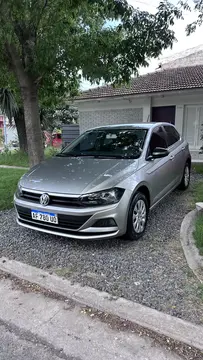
[20,190,83,208]
[16,205,91,230]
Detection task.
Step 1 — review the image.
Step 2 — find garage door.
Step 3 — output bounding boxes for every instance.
[79,108,143,133]
[183,106,203,149]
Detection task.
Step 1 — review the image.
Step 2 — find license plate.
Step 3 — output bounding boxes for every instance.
[31,210,58,224]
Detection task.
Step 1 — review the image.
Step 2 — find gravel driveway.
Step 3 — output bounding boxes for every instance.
[0,173,203,325]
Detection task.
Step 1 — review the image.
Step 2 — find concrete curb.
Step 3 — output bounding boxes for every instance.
[180,209,203,283]
[0,165,29,170]
[0,257,203,351]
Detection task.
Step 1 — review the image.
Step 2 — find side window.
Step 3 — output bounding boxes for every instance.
[77,131,100,151]
[148,127,167,155]
[164,126,180,147]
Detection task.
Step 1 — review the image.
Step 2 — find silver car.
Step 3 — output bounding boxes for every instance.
[14,123,191,241]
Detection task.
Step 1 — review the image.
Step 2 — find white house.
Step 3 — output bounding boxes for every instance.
[74,65,203,162]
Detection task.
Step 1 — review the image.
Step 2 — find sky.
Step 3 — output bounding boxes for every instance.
[81,0,203,90]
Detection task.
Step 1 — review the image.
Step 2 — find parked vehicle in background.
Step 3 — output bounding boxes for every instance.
[14,123,191,241]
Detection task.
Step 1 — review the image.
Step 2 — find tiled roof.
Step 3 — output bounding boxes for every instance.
[76,65,203,100]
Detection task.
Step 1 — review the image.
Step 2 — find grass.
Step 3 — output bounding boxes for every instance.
[192,163,203,257]
[0,148,60,211]
[192,163,203,174]
[54,266,77,278]
[194,213,203,256]
[0,168,26,210]
[193,181,203,204]
[0,150,29,167]
[0,147,60,168]
[197,284,203,301]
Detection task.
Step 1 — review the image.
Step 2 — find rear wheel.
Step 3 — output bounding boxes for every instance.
[178,162,190,190]
[125,192,149,241]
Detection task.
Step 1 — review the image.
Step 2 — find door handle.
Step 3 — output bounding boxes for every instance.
[170,155,175,160]
[181,146,185,151]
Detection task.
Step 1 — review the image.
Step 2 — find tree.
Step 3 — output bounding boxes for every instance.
[0,0,180,166]
[14,107,28,152]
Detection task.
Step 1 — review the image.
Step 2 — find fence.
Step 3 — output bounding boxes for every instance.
[61,124,79,146]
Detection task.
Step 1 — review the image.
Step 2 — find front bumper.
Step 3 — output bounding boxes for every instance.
[14,191,131,240]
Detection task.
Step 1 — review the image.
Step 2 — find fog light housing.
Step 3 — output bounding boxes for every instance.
[93,218,117,228]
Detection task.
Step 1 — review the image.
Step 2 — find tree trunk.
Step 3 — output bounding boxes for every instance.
[21,83,44,167]
[5,43,44,167]
[14,107,28,152]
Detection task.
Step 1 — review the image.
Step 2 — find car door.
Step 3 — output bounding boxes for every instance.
[163,125,185,187]
[145,126,175,205]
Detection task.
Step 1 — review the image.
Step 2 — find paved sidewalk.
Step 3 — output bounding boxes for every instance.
[0,276,182,360]
[0,165,28,169]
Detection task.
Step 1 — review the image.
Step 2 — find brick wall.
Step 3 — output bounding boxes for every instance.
[79,108,143,133]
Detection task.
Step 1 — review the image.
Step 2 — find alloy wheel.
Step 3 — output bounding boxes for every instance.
[184,165,190,187]
[132,199,147,233]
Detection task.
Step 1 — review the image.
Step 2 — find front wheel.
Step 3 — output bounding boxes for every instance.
[125,192,149,241]
[178,162,191,190]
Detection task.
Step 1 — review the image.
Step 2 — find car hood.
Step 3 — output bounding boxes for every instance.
[20,156,139,194]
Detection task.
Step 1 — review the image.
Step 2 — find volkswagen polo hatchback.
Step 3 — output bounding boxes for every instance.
[14,123,191,241]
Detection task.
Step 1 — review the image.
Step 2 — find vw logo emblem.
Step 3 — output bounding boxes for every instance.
[40,193,50,206]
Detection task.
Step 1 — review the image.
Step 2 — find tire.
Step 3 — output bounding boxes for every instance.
[178,162,191,190]
[125,192,149,241]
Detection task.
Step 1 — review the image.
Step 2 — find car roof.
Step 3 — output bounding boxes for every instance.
[90,122,174,131]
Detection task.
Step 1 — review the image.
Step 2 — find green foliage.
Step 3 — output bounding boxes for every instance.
[0,0,180,89]
[0,150,29,167]
[41,105,79,131]
[0,168,26,210]
[200,124,203,154]
[0,88,18,123]
[192,181,203,204]
[44,146,60,158]
[194,213,203,256]
[159,1,203,36]
[197,284,203,301]
[0,0,183,164]
[192,163,203,174]
[178,0,203,35]
[0,147,59,167]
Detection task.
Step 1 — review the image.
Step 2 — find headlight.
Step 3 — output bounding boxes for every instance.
[16,182,23,197]
[80,188,125,206]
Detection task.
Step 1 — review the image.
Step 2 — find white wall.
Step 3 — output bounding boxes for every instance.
[75,89,203,161]
[77,90,203,130]
[77,96,148,112]
[151,91,203,143]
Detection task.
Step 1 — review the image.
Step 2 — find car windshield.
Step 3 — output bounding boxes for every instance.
[58,128,148,159]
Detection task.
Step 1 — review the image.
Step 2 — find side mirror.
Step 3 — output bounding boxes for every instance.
[152,147,169,159]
